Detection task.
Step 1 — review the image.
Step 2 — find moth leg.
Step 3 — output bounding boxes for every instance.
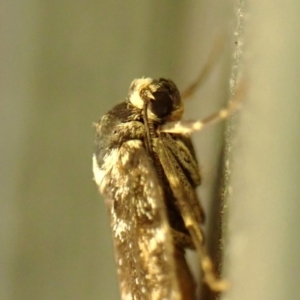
[154,138,229,292]
[181,34,225,99]
[160,80,247,134]
[187,226,229,291]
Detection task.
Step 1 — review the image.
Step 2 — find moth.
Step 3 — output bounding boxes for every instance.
[93,74,244,299]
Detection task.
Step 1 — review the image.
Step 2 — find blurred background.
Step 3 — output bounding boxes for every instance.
[1,1,300,300]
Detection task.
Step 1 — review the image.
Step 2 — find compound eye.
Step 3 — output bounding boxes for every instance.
[148,91,173,118]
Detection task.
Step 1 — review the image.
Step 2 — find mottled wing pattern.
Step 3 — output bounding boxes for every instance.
[154,132,224,290]
[156,133,204,226]
[93,137,181,300]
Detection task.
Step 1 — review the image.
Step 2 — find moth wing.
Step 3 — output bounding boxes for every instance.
[154,135,227,291]
[157,134,204,225]
[154,134,205,247]
[94,140,181,300]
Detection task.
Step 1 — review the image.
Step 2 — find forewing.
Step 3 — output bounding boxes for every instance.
[154,134,227,291]
[157,133,204,225]
[93,140,181,300]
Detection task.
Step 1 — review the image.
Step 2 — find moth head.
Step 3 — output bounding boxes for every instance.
[128,77,183,122]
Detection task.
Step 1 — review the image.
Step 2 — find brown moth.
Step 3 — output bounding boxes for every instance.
[93,76,244,300]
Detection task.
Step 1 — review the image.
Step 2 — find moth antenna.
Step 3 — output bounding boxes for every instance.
[181,33,226,100]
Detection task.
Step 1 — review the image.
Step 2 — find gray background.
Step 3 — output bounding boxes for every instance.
[1,1,300,300]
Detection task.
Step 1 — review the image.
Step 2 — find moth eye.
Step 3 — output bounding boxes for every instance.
[149,91,173,118]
